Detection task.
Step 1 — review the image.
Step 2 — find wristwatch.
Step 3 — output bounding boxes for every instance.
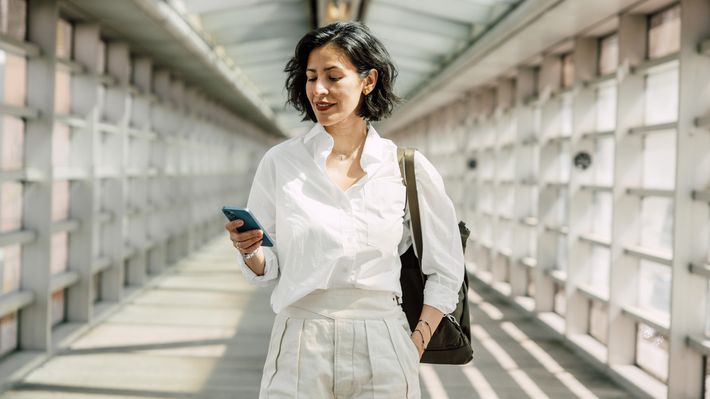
[242,248,260,262]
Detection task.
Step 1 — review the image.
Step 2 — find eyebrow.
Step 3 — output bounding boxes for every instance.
[306,66,341,73]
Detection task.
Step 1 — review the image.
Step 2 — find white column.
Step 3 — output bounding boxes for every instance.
[608,13,646,366]
[511,67,536,297]
[667,0,710,396]
[535,54,562,313]
[101,42,130,300]
[565,37,598,337]
[66,23,100,321]
[20,0,58,351]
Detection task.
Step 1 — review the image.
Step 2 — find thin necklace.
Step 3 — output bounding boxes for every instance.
[332,135,366,162]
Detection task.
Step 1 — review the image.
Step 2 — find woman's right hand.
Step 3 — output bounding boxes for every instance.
[225,219,264,255]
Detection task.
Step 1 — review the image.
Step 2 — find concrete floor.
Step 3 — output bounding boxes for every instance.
[1,238,635,398]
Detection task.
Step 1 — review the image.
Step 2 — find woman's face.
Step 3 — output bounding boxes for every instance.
[305,44,377,128]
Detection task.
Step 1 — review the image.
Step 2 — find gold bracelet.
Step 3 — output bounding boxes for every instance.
[411,329,426,348]
[417,319,433,340]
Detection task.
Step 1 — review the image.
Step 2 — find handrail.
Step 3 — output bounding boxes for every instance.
[0,103,40,119]
[630,53,679,75]
[577,284,609,304]
[52,219,80,234]
[628,121,677,135]
[621,305,670,336]
[579,232,611,247]
[92,257,113,274]
[623,244,673,266]
[626,187,674,198]
[0,229,37,247]
[0,290,35,319]
[49,270,81,293]
[688,263,710,279]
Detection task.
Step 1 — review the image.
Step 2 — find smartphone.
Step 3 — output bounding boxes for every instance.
[222,206,274,247]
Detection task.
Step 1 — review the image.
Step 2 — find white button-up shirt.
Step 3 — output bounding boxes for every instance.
[238,123,464,315]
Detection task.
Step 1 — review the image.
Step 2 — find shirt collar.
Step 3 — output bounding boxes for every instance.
[303,123,385,175]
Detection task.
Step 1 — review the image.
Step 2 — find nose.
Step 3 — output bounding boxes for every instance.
[313,78,328,96]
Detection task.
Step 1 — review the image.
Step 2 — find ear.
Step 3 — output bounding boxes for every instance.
[362,68,378,95]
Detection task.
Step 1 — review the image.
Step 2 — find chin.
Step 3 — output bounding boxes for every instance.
[317,115,343,127]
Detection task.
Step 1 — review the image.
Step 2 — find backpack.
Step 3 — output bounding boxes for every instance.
[397,147,474,365]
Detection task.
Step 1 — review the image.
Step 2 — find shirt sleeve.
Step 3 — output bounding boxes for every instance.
[408,150,465,315]
[237,150,280,286]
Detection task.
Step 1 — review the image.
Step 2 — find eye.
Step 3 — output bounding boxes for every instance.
[307,77,316,82]
[329,76,341,82]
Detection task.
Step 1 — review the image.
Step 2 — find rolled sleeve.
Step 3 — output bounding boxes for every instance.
[413,151,465,315]
[237,150,280,285]
[238,247,279,286]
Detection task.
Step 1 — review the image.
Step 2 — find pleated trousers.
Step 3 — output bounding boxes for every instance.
[259,288,421,398]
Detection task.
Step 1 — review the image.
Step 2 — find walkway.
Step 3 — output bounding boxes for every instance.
[1,238,633,398]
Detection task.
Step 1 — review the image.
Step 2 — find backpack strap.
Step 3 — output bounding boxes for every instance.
[397,147,424,272]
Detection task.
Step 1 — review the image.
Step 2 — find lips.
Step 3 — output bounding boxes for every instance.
[315,101,335,112]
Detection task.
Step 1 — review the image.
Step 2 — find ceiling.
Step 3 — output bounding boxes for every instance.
[174,0,523,137]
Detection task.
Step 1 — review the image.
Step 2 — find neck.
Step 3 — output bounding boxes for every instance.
[324,117,368,158]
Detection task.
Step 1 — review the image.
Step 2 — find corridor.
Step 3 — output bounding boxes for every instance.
[1,238,631,399]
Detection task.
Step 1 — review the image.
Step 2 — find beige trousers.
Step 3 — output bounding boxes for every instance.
[259,289,421,398]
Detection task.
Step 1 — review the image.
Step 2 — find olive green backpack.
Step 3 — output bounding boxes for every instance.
[397,147,473,365]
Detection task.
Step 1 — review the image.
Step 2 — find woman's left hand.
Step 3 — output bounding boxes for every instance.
[410,332,425,359]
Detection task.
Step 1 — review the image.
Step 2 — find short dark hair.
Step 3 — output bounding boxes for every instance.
[284,21,400,122]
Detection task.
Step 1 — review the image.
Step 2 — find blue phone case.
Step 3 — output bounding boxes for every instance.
[222,206,274,247]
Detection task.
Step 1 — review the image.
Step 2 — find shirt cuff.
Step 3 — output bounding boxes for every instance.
[423,276,460,315]
[238,247,279,286]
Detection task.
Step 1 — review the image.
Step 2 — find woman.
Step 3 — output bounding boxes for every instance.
[225,21,464,398]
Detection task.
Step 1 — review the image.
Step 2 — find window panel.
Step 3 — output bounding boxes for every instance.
[643,130,676,190]
[97,39,106,74]
[52,180,69,221]
[640,197,673,253]
[644,67,678,125]
[598,34,618,76]
[638,260,671,315]
[562,53,574,88]
[589,300,608,344]
[648,5,680,59]
[92,273,101,303]
[560,142,570,183]
[51,290,65,327]
[0,0,27,40]
[1,245,20,293]
[533,106,542,137]
[636,323,668,382]
[526,226,536,258]
[52,123,70,168]
[526,268,535,297]
[498,220,512,252]
[56,19,72,59]
[558,187,568,226]
[51,232,68,274]
[0,51,27,107]
[595,83,617,131]
[0,313,18,357]
[499,186,513,216]
[594,137,614,186]
[553,283,566,315]
[1,116,24,170]
[592,192,612,238]
[54,69,71,115]
[588,245,610,293]
[1,181,21,232]
[560,94,573,136]
[556,236,567,272]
